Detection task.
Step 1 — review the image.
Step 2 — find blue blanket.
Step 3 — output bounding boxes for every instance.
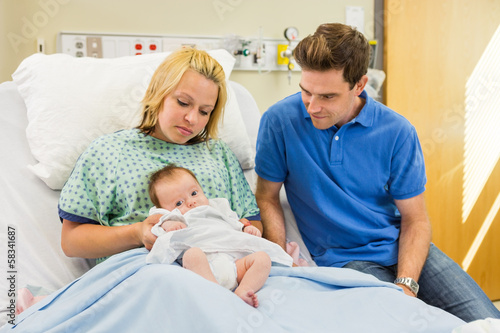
[1,248,464,332]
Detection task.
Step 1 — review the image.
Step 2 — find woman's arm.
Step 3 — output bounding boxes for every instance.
[61,214,161,259]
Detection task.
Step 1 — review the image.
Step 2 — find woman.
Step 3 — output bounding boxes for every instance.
[59,47,261,263]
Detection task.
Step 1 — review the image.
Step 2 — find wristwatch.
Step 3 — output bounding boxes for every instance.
[394,277,419,296]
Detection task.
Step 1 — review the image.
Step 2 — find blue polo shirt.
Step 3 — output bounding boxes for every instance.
[255,91,426,267]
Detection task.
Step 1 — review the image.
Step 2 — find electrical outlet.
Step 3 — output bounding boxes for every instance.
[86,36,103,58]
[36,38,45,53]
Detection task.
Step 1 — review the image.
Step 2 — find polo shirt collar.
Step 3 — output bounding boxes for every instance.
[354,90,374,128]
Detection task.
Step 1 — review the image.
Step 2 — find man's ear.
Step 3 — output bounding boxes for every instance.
[354,75,369,96]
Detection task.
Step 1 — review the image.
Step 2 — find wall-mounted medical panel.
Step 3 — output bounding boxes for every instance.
[57,32,300,72]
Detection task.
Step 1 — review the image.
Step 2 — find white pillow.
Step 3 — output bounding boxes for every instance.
[219,83,254,170]
[12,50,253,190]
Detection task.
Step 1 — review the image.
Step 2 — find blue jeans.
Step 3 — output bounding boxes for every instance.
[343,244,500,322]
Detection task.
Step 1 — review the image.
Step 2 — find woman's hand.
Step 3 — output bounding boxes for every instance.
[139,214,162,251]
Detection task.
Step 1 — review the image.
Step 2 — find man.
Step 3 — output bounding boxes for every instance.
[255,22,500,322]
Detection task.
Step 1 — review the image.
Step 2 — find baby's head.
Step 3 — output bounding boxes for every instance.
[149,164,209,214]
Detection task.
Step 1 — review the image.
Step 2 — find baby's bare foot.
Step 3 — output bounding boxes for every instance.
[235,289,259,307]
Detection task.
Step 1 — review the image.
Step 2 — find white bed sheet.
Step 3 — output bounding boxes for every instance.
[0,81,95,325]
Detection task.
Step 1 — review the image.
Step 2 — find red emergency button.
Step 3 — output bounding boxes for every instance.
[135,44,142,50]
[149,44,157,51]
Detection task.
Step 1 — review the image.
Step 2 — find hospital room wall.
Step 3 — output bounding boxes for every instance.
[385,0,500,300]
[0,0,374,114]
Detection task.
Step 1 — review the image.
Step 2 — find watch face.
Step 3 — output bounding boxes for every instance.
[284,27,299,41]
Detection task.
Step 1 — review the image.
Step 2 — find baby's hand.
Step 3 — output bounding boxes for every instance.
[161,220,187,232]
[243,225,262,237]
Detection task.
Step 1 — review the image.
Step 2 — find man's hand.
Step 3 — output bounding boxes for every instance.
[397,283,418,297]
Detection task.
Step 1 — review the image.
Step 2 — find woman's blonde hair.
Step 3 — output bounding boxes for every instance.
[137,47,227,144]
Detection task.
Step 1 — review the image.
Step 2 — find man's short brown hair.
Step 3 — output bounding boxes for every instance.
[293,23,370,89]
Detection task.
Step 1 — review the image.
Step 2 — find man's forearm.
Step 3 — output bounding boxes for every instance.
[394,194,433,296]
[397,217,432,281]
[258,198,287,249]
[255,177,287,249]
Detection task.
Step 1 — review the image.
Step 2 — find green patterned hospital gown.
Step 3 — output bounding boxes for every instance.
[59,129,259,229]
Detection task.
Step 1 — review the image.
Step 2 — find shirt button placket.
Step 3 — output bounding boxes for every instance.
[330,134,342,164]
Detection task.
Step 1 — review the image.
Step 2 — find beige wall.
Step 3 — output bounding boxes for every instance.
[385,0,500,299]
[1,0,374,113]
[0,1,9,80]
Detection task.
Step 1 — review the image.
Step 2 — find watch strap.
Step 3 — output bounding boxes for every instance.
[394,277,419,296]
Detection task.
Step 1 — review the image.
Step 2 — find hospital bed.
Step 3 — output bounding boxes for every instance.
[0,49,490,332]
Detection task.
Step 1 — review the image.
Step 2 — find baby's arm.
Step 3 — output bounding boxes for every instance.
[243,225,261,237]
[240,218,262,237]
[161,220,187,232]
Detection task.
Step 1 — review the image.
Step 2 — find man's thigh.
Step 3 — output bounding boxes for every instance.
[418,244,500,322]
[342,260,397,283]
